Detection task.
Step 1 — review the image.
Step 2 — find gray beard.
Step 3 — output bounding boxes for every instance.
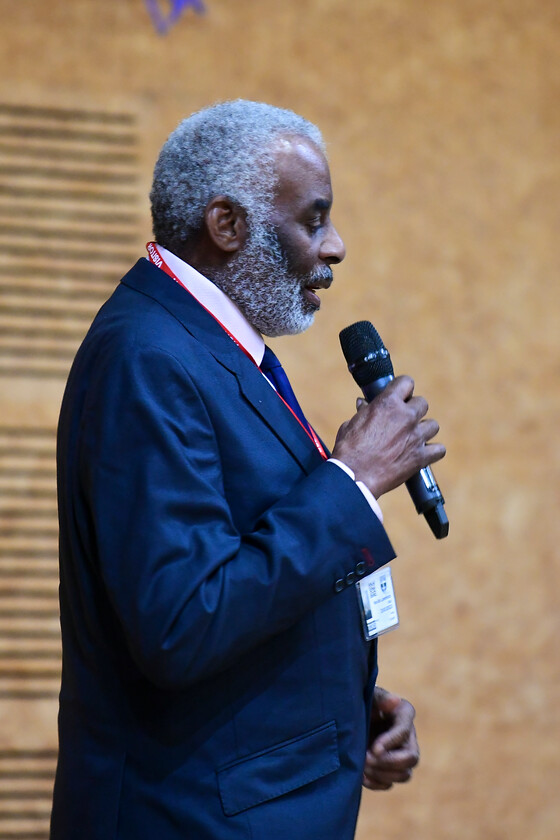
[211,224,332,337]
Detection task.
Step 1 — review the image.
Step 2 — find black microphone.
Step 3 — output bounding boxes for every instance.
[339,320,449,539]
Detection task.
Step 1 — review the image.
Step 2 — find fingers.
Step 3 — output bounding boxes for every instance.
[364,760,415,785]
[406,399,446,467]
[333,373,446,498]
[368,733,419,768]
[373,721,419,758]
[424,441,446,465]
[420,417,446,467]
[407,394,428,421]
[372,705,416,756]
[384,380,432,435]
[363,768,413,790]
[364,693,420,792]
[353,377,438,438]
[389,374,415,402]
[363,745,419,790]
[364,741,420,789]
[419,417,439,440]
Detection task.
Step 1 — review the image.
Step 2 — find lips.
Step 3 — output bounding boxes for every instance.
[303,270,333,309]
[303,287,322,308]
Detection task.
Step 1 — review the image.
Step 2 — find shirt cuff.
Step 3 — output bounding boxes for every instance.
[327,458,384,524]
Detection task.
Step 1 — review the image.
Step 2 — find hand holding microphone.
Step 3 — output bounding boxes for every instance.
[334,321,448,539]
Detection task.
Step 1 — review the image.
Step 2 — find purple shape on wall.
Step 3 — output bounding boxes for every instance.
[145,0,206,35]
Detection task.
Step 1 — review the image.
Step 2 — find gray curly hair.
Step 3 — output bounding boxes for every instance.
[150,99,325,254]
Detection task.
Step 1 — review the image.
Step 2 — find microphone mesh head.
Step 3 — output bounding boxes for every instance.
[339,320,394,386]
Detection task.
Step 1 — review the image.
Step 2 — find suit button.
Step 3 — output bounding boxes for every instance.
[334,578,345,593]
[356,561,366,577]
[345,571,356,586]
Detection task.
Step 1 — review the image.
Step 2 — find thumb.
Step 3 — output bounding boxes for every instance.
[376,693,401,715]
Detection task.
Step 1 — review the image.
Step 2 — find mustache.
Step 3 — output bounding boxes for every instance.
[304,265,333,288]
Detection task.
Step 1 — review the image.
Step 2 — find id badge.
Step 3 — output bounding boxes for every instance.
[356,566,399,641]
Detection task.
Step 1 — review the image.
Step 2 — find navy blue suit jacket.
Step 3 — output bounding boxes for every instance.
[51,258,396,839]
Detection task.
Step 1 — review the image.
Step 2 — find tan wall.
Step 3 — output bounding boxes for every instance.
[0,1,558,837]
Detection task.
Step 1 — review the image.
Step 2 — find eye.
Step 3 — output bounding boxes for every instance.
[306,218,323,234]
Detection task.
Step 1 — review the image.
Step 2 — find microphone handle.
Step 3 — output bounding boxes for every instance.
[361,376,449,539]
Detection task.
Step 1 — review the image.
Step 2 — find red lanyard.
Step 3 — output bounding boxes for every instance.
[145,242,327,460]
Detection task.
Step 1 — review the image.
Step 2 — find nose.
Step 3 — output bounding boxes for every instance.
[320,221,346,265]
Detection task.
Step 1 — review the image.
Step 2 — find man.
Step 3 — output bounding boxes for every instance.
[51,100,445,839]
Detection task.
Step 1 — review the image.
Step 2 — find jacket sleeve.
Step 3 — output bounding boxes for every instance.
[73,340,395,688]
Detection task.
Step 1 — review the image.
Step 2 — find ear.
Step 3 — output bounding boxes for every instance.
[204,196,247,254]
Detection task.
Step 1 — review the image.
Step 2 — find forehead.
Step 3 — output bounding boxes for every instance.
[270,135,333,214]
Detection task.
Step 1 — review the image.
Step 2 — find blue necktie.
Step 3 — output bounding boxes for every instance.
[260,345,311,432]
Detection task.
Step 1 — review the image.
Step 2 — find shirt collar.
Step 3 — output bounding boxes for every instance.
[155,245,265,367]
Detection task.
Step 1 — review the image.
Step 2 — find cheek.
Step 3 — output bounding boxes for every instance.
[280,234,316,275]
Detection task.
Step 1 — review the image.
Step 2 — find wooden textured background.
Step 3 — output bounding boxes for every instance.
[0,1,558,838]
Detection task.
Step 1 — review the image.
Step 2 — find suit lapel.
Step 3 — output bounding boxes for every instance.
[121,259,327,475]
[221,352,328,475]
